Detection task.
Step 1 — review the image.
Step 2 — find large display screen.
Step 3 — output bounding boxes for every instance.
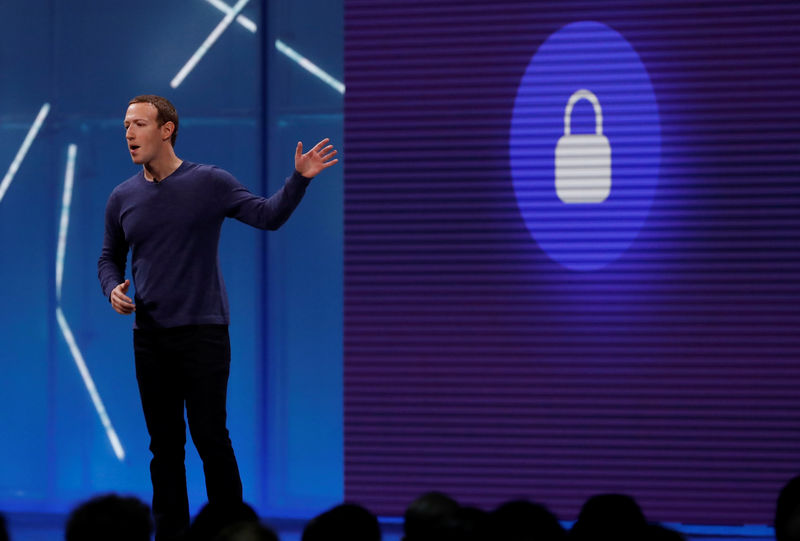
[344,0,800,526]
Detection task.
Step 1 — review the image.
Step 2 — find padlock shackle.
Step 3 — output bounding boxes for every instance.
[564,89,603,136]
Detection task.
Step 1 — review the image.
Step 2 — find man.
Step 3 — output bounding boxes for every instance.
[97,95,337,541]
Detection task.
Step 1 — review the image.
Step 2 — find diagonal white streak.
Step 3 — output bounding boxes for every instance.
[56,144,77,302]
[55,144,125,461]
[171,0,251,88]
[275,39,345,95]
[205,0,256,32]
[56,307,126,461]
[0,103,50,204]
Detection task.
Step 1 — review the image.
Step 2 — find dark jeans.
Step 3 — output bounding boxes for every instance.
[133,324,243,541]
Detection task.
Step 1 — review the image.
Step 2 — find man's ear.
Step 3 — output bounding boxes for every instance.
[161,121,175,142]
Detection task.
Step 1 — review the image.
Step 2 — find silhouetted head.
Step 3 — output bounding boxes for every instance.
[189,501,259,541]
[302,503,381,541]
[569,494,647,541]
[65,493,152,541]
[776,475,800,541]
[1,511,9,541]
[404,491,460,541]
[492,499,566,541]
[441,506,490,541]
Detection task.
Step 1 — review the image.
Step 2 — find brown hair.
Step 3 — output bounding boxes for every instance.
[128,95,179,147]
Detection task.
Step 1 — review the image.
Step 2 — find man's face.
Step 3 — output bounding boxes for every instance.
[124,102,167,165]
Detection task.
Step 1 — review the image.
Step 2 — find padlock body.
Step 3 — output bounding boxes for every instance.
[555,134,611,203]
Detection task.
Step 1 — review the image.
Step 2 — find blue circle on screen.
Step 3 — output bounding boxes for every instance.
[510,21,660,271]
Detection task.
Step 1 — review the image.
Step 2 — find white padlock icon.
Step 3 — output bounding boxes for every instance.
[555,89,611,203]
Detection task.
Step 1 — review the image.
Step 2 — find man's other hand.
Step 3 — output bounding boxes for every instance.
[110,279,136,315]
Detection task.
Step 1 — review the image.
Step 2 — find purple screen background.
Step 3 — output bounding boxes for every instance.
[343,0,800,525]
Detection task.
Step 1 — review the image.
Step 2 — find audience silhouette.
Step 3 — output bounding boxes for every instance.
[491,499,566,541]
[568,493,647,541]
[442,505,490,541]
[12,476,800,541]
[64,493,152,541]
[302,502,381,541]
[1,511,9,541]
[188,501,261,541]
[776,475,800,541]
[403,491,459,541]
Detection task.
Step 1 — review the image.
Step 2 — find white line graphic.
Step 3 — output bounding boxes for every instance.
[171,0,251,88]
[56,144,125,461]
[0,103,50,204]
[205,0,256,32]
[275,40,345,95]
[56,144,76,302]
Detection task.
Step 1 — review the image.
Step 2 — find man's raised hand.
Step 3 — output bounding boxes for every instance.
[294,138,339,179]
[110,279,135,315]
